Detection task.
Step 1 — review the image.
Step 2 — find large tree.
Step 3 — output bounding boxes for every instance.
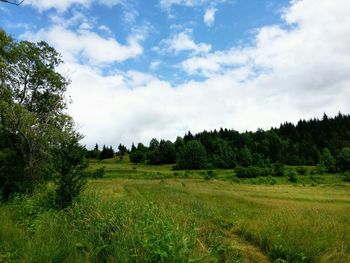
[0,29,85,206]
[176,140,207,169]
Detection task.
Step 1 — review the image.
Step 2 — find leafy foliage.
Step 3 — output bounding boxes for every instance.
[337,147,350,173]
[53,137,87,209]
[99,145,114,160]
[273,162,285,177]
[176,140,207,169]
[235,166,271,178]
[125,113,350,171]
[0,29,86,206]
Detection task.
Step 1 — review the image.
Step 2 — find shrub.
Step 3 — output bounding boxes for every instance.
[235,166,271,178]
[342,172,350,182]
[54,139,87,209]
[288,171,298,183]
[89,167,105,178]
[231,177,241,183]
[296,166,308,176]
[273,162,285,177]
[337,147,350,172]
[204,170,216,180]
[129,151,145,163]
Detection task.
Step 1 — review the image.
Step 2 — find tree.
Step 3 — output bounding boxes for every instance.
[149,138,159,151]
[176,140,207,169]
[273,162,285,177]
[158,140,176,164]
[54,136,87,209]
[337,147,350,173]
[237,147,252,167]
[174,136,184,151]
[129,150,145,163]
[117,143,127,156]
[99,145,114,160]
[86,143,100,158]
[320,148,336,173]
[0,29,86,204]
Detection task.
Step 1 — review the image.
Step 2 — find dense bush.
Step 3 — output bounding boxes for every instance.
[273,162,285,177]
[204,170,216,180]
[130,150,145,163]
[99,145,114,160]
[296,166,308,175]
[54,138,87,209]
[288,171,298,183]
[87,167,106,179]
[235,166,271,178]
[337,147,350,173]
[342,172,350,182]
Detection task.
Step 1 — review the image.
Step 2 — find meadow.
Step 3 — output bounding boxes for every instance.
[1,157,350,263]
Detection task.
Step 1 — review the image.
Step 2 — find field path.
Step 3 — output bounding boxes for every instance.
[223,230,271,263]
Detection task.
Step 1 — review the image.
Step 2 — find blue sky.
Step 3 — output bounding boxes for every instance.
[1,0,289,84]
[1,0,350,148]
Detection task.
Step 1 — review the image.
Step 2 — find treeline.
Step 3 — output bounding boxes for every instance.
[90,113,350,173]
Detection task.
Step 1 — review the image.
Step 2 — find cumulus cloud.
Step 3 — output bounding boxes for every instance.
[20,0,350,148]
[157,30,211,55]
[78,0,350,147]
[203,7,217,27]
[23,25,144,65]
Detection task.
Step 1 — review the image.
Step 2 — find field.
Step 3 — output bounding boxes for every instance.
[1,157,350,262]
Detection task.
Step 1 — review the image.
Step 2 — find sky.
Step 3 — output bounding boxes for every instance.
[1,0,350,149]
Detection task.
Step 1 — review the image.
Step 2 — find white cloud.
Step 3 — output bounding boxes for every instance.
[23,25,144,65]
[157,30,211,54]
[150,60,162,70]
[181,48,251,76]
[203,7,217,27]
[74,0,350,147]
[20,0,350,148]
[160,0,224,9]
[24,0,124,12]
[122,9,139,25]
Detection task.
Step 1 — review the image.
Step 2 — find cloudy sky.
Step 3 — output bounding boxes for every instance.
[1,0,350,148]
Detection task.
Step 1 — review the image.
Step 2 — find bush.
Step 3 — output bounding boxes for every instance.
[88,167,105,179]
[296,166,308,176]
[204,170,216,180]
[235,166,271,178]
[342,173,350,182]
[129,150,145,163]
[273,162,285,177]
[288,171,298,183]
[54,139,87,209]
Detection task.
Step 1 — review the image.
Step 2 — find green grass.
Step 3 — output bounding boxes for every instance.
[88,157,345,185]
[1,158,350,262]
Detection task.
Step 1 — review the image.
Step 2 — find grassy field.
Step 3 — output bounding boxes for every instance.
[1,158,350,262]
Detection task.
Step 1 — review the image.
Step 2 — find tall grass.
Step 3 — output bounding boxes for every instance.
[1,178,349,262]
[0,186,198,262]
